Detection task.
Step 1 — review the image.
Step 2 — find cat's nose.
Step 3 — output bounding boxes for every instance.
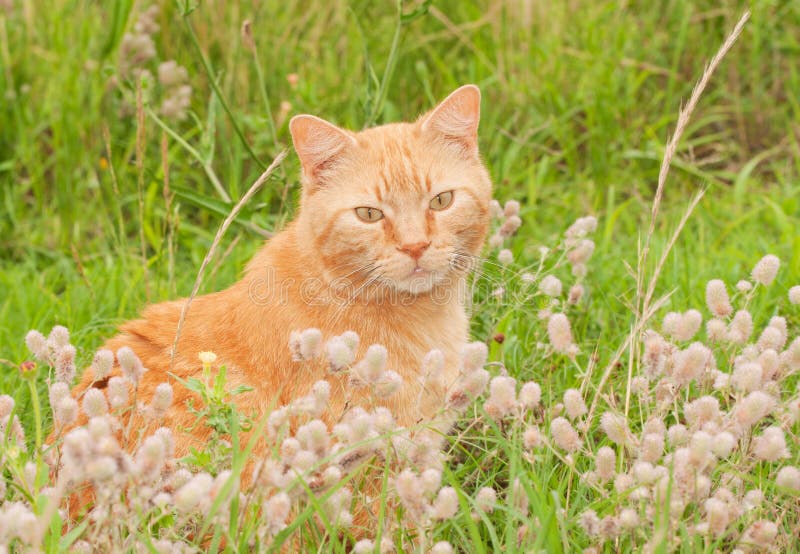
[397,241,431,260]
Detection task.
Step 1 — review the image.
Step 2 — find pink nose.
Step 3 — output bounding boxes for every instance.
[397,241,431,260]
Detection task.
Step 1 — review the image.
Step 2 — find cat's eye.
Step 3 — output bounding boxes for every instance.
[355,207,384,223]
[430,191,454,211]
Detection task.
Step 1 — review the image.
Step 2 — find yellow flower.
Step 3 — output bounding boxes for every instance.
[198,351,217,365]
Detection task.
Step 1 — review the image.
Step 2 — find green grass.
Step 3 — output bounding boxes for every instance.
[1,0,799,551]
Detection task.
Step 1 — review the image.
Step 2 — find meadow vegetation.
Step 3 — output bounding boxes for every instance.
[1,1,799,552]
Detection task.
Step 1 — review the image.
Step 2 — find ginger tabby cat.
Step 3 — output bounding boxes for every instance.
[72,84,492,459]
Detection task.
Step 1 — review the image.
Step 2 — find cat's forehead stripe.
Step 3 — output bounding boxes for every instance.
[371,134,426,196]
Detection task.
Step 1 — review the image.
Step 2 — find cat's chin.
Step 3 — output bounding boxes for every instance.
[389,270,445,295]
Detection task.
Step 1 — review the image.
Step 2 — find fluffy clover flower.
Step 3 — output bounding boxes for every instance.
[81,388,108,418]
[91,349,114,380]
[289,328,323,361]
[148,382,173,418]
[706,318,727,342]
[420,349,446,391]
[264,492,292,535]
[489,199,503,219]
[338,330,359,351]
[431,487,459,520]
[461,341,488,373]
[736,279,753,293]
[504,200,520,217]
[107,376,130,409]
[352,344,388,384]
[565,216,598,239]
[448,367,490,410]
[419,468,442,496]
[325,336,355,372]
[116,346,145,384]
[523,425,542,449]
[732,391,776,430]
[640,433,665,463]
[743,489,764,511]
[49,381,70,407]
[498,249,514,265]
[579,509,600,536]
[373,370,403,398]
[776,466,800,491]
[154,426,174,458]
[705,279,733,317]
[619,508,640,530]
[568,284,585,304]
[732,361,762,393]
[0,501,38,545]
[727,310,754,344]
[24,329,49,363]
[751,426,789,461]
[759,349,780,381]
[48,325,70,349]
[0,395,13,420]
[296,419,330,457]
[519,381,542,409]
[484,376,517,419]
[595,446,616,481]
[600,412,631,446]
[642,331,667,376]
[567,239,595,266]
[174,473,214,513]
[539,275,562,297]
[54,396,78,426]
[499,215,521,237]
[353,540,375,554]
[789,285,800,305]
[394,469,427,520]
[550,417,581,452]
[430,542,454,554]
[671,342,712,386]
[711,431,736,458]
[703,497,730,536]
[547,313,576,355]
[475,487,497,512]
[782,337,800,372]
[742,520,778,548]
[689,430,714,467]
[135,434,167,478]
[667,423,689,446]
[55,344,77,383]
[157,60,188,88]
[751,254,780,286]
[563,389,587,420]
[668,310,702,342]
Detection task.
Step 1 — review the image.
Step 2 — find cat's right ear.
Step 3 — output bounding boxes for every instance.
[289,115,356,181]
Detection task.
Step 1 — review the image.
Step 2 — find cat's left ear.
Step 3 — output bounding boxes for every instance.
[419,84,481,156]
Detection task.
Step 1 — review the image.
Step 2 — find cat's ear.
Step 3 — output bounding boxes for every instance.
[419,84,481,155]
[289,115,356,180]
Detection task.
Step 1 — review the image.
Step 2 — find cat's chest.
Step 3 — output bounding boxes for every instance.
[352,303,467,377]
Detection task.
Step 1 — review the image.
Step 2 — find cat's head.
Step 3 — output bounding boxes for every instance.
[290,85,492,296]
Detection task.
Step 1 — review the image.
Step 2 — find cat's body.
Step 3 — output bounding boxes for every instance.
[73,85,492,458]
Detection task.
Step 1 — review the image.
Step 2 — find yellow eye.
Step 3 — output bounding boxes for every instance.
[430,191,454,211]
[355,207,384,222]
